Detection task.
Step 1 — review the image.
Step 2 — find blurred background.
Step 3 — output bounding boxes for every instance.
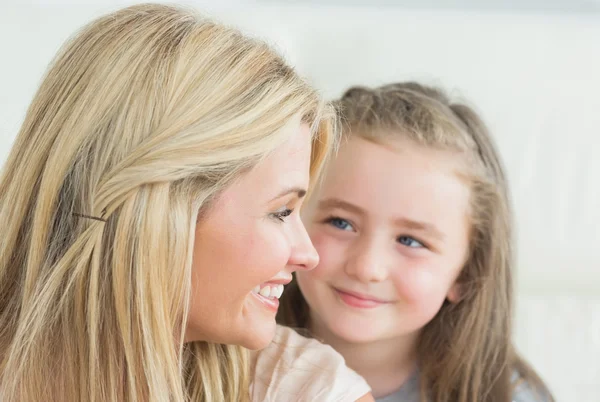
[1,0,599,400]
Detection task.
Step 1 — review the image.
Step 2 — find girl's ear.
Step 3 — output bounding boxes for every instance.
[446,282,462,304]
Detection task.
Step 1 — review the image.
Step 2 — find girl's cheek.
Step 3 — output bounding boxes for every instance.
[391,266,442,305]
[306,229,343,280]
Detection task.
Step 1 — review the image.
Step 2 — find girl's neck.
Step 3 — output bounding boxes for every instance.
[309,317,420,399]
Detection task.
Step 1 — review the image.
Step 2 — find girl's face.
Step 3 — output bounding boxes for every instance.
[297,136,471,344]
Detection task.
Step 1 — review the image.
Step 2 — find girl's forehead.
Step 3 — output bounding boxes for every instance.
[316,136,471,220]
[330,136,465,179]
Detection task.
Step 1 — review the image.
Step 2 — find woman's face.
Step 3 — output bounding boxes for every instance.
[186,123,319,349]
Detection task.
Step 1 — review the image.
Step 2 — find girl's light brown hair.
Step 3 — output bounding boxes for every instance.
[278,82,553,402]
[0,3,335,401]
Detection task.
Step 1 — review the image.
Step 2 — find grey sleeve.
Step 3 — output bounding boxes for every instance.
[512,381,552,402]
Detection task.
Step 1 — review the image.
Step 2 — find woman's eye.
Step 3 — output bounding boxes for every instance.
[397,236,424,248]
[271,208,293,222]
[327,217,354,231]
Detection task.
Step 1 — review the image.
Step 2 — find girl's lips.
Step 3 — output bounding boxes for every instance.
[333,287,393,309]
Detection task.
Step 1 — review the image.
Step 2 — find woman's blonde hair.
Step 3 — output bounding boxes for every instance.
[0,4,335,401]
[278,82,553,402]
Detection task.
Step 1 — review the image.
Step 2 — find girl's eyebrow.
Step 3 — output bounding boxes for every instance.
[393,217,446,241]
[318,198,364,216]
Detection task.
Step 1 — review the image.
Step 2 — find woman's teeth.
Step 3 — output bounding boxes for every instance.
[252,284,284,299]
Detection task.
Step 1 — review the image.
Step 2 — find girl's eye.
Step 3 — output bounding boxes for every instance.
[397,236,424,248]
[327,217,354,231]
[271,208,293,222]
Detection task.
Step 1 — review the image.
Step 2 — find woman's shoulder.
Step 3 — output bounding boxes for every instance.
[250,325,371,402]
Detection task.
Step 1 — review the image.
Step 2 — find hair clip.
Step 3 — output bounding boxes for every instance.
[72,212,107,223]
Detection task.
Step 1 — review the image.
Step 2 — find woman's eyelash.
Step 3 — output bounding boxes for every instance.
[272,208,293,222]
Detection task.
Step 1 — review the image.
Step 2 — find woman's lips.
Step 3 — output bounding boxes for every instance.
[250,276,292,313]
[250,291,280,312]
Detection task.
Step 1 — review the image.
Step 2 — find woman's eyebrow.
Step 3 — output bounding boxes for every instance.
[270,187,307,202]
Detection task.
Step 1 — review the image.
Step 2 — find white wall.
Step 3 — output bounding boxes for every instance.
[1,1,599,400]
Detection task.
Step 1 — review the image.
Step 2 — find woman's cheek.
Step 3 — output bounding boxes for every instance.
[247,225,291,280]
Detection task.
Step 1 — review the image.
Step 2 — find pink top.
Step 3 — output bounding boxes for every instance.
[250,325,371,402]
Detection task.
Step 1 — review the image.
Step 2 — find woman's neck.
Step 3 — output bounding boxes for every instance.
[310,317,419,399]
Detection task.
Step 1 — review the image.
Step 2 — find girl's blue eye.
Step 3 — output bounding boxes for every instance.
[272,208,293,222]
[327,217,354,231]
[397,236,424,248]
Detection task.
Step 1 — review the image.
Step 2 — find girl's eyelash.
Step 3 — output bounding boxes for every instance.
[397,235,428,249]
[323,216,354,231]
[272,208,293,222]
[322,215,430,249]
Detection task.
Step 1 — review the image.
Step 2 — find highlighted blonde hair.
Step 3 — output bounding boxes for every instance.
[278,82,553,402]
[0,4,335,401]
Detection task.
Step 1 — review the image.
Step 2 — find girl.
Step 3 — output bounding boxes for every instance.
[278,82,554,402]
[0,4,372,402]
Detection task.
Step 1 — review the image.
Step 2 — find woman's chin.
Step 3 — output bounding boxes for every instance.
[235,292,280,350]
[239,318,277,350]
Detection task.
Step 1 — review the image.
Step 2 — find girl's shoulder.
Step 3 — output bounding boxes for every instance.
[512,382,553,402]
[250,325,371,402]
[511,372,553,402]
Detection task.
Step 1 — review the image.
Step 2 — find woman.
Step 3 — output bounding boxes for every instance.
[0,4,372,401]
